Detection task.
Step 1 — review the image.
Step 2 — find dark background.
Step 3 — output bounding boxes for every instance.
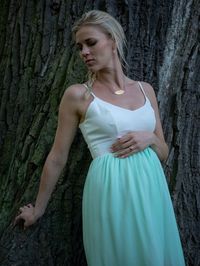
[0,0,199,265]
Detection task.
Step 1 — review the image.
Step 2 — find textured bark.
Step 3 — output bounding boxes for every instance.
[0,0,199,265]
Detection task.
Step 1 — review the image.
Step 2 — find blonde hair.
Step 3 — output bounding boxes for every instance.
[72,10,127,68]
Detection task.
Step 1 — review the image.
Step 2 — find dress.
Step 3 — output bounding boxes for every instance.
[79,82,185,266]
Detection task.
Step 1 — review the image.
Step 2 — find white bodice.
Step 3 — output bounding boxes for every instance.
[79,82,156,159]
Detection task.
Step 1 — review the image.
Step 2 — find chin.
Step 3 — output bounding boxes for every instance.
[87,65,99,72]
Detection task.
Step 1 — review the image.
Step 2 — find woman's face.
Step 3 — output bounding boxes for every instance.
[75,25,115,72]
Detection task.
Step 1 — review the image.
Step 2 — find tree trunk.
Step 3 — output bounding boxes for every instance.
[0,0,199,265]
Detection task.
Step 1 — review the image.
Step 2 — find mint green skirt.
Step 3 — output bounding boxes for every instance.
[82,148,185,266]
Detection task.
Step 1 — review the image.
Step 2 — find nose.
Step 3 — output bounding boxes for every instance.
[81,45,90,57]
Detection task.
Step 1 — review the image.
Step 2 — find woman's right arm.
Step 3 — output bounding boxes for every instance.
[15,86,81,228]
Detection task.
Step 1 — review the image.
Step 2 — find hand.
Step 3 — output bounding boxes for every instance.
[14,203,38,229]
[111,131,154,158]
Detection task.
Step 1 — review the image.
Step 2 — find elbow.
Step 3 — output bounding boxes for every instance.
[160,143,169,162]
[47,151,68,169]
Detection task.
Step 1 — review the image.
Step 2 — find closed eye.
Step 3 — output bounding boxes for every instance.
[76,39,97,50]
[86,39,97,46]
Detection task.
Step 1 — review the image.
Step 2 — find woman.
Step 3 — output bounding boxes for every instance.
[15,10,185,266]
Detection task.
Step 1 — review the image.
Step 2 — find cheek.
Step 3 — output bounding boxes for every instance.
[97,42,113,58]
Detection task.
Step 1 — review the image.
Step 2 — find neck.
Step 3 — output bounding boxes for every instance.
[94,54,126,90]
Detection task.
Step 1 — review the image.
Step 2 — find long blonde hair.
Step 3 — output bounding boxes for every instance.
[72,10,127,75]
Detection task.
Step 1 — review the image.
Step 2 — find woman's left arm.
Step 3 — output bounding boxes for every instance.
[111,82,169,161]
[143,82,169,161]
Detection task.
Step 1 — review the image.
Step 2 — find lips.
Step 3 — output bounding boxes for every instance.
[85,59,95,65]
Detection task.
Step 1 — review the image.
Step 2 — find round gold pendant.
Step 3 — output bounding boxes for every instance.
[114,89,125,95]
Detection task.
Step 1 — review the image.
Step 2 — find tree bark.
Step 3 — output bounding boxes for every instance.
[0,0,199,265]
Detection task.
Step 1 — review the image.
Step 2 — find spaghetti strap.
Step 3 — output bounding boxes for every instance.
[83,83,91,93]
[138,81,147,99]
[83,83,95,97]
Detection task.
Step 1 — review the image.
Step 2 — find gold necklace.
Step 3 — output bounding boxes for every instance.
[94,78,125,95]
[114,88,125,95]
[113,83,125,95]
[113,78,126,95]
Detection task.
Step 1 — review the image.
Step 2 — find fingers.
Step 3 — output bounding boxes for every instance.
[111,133,135,153]
[14,215,27,230]
[23,220,30,229]
[19,204,33,212]
[112,139,133,152]
[115,145,140,158]
[111,133,141,158]
[14,214,22,225]
[112,134,130,148]
[14,203,35,229]
[111,131,150,158]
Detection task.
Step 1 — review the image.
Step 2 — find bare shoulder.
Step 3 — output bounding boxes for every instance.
[139,81,157,98]
[59,83,88,110]
[127,78,156,99]
[139,81,159,106]
[139,81,160,112]
[62,83,87,102]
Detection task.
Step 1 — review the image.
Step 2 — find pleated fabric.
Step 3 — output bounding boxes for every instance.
[82,148,185,266]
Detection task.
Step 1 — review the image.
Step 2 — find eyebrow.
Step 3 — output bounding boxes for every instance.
[76,38,95,45]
